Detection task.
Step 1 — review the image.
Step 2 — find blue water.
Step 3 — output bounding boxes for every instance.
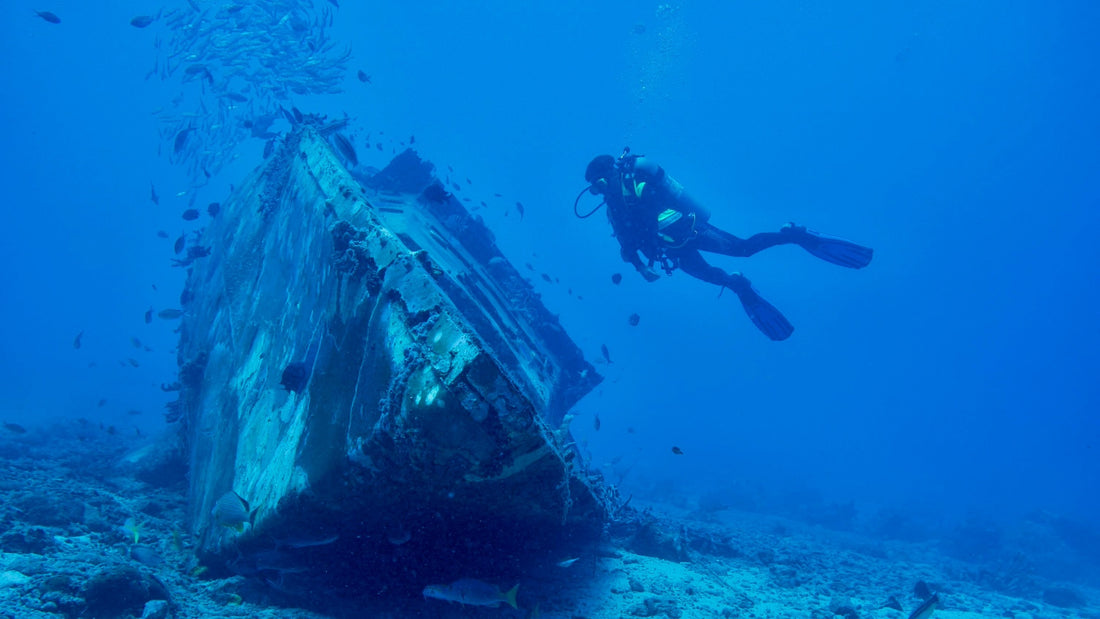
[2,0,1098,573]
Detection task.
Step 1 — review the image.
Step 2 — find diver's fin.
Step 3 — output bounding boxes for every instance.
[737,285,794,341]
[782,223,873,269]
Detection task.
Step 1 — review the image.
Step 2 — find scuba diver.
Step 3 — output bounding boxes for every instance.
[576,149,873,341]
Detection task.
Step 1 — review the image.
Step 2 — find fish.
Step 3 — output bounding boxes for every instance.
[174,234,185,254]
[611,273,622,285]
[423,579,518,609]
[357,70,371,83]
[73,330,84,349]
[130,545,164,566]
[212,490,256,531]
[557,558,579,568]
[671,446,684,455]
[157,309,184,319]
[130,15,155,28]
[600,344,612,364]
[2,423,28,434]
[277,534,340,549]
[126,409,142,416]
[628,313,640,327]
[121,517,142,543]
[173,127,193,155]
[207,202,221,217]
[155,230,169,239]
[33,10,60,24]
[181,209,200,221]
[130,337,142,348]
[515,201,525,220]
[127,358,140,367]
[593,414,601,431]
[331,133,358,167]
[150,183,159,205]
[908,594,939,619]
[97,399,107,407]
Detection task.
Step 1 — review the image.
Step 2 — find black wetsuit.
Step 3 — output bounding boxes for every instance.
[605,157,794,291]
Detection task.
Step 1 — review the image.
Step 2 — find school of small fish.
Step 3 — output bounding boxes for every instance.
[146,1,350,186]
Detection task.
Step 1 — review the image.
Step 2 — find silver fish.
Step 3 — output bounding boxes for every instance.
[212,490,255,531]
[423,579,518,609]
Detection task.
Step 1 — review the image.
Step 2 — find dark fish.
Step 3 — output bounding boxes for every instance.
[130,545,164,566]
[600,344,612,364]
[73,330,84,349]
[97,399,107,407]
[908,594,939,619]
[130,15,155,28]
[157,309,184,319]
[145,308,153,323]
[173,127,193,155]
[278,534,340,549]
[593,414,601,431]
[33,10,60,24]
[2,423,27,434]
[181,209,200,221]
[357,70,371,83]
[466,178,472,185]
[409,135,415,144]
[126,409,142,416]
[540,273,552,283]
[224,92,247,102]
[155,230,169,239]
[150,183,159,205]
[671,446,684,455]
[331,133,358,167]
[375,143,383,151]
[515,201,525,220]
[494,192,503,197]
[207,202,221,217]
[127,358,140,367]
[611,273,622,285]
[130,337,142,349]
[628,313,640,327]
[174,234,185,254]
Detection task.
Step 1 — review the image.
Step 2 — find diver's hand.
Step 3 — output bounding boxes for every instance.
[640,268,660,283]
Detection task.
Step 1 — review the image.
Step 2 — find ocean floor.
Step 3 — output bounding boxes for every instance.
[0,422,1096,618]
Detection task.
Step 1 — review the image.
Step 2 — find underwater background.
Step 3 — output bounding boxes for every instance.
[2,0,1099,599]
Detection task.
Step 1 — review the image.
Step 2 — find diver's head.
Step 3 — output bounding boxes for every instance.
[585,154,616,195]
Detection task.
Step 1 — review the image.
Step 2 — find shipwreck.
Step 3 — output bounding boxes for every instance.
[169,126,609,596]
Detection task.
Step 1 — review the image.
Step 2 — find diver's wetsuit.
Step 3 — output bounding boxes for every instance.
[665,224,791,291]
[586,152,872,340]
[603,157,793,292]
